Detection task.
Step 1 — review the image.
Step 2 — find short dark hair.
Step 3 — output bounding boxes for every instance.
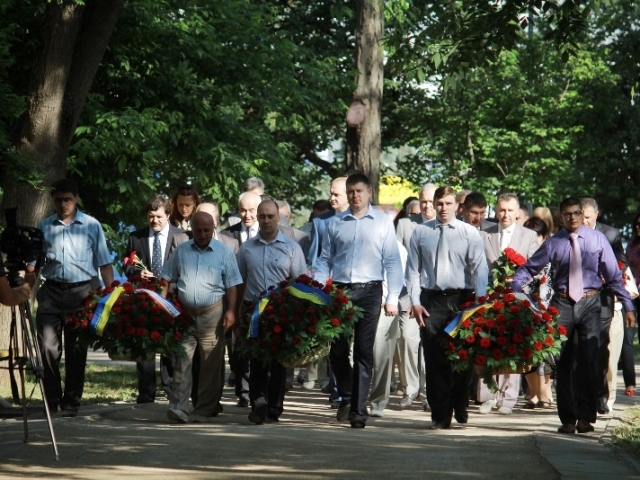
[464,191,487,209]
[51,178,78,196]
[433,186,457,202]
[524,217,548,238]
[346,172,371,189]
[560,197,582,212]
[312,199,331,211]
[146,194,171,215]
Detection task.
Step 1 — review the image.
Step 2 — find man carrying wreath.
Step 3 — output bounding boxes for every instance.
[236,199,307,424]
[512,197,636,434]
[405,186,489,430]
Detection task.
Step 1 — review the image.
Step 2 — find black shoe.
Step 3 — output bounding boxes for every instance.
[330,400,340,409]
[350,418,366,428]
[60,405,78,418]
[336,402,351,421]
[429,421,451,430]
[211,402,224,417]
[236,397,249,408]
[557,423,576,434]
[136,395,155,404]
[248,398,267,425]
[576,419,594,433]
[454,411,468,424]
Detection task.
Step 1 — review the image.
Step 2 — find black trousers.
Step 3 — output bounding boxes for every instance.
[36,282,92,409]
[554,294,601,425]
[249,358,286,418]
[330,283,382,421]
[420,289,474,425]
[619,322,638,388]
[136,354,174,400]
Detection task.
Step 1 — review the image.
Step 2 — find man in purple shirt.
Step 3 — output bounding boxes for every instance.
[512,197,636,434]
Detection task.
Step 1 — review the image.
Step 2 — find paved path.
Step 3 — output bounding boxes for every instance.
[1,360,639,479]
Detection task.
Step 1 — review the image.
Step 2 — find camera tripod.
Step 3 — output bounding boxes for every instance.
[3,297,59,460]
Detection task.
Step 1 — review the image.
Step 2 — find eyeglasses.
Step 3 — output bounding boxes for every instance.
[562,211,583,219]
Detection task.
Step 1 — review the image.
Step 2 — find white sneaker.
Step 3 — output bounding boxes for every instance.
[302,380,316,390]
[370,409,385,417]
[498,406,512,415]
[478,400,497,414]
[167,408,189,424]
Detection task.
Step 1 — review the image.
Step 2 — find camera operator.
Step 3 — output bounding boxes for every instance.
[0,254,31,306]
[25,179,114,418]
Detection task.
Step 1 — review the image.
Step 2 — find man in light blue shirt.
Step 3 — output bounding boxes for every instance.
[161,211,242,423]
[314,172,403,428]
[28,178,114,418]
[406,186,488,430]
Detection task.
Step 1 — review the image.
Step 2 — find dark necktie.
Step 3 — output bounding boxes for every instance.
[569,233,583,302]
[151,232,162,277]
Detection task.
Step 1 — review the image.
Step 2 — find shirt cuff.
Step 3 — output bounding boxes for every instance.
[385,294,399,306]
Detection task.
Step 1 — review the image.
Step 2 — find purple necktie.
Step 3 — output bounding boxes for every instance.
[569,233,583,303]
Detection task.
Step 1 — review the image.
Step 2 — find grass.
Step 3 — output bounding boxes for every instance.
[0,364,138,407]
[613,405,640,460]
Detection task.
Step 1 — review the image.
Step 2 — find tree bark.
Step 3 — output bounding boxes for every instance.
[0,0,124,387]
[1,0,124,228]
[345,0,384,203]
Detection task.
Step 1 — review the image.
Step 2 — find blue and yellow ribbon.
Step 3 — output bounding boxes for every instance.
[90,286,124,336]
[249,283,333,338]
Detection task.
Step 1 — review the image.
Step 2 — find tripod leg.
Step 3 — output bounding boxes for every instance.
[19,363,28,443]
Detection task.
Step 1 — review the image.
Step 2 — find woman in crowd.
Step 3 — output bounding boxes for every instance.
[622,211,640,396]
[169,186,202,231]
[521,216,555,409]
[393,196,419,228]
[532,207,553,237]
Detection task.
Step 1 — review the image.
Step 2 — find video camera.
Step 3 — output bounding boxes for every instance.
[1,207,46,285]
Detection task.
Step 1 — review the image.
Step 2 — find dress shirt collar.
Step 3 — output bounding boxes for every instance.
[257,230,286,245]
[498,223,515,235]
[150,222,170,238]
[435,217,460,229]
[190,238,215,252]
[54,209,85,225]
[343,204,375,220]
[246,223,259,236]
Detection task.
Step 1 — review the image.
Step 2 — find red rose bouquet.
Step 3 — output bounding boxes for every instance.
[237,274,363,367]
[490,247,527,292]
[69,276,194,361]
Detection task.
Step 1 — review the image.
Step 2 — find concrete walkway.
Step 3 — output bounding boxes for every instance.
[1,360,639,479]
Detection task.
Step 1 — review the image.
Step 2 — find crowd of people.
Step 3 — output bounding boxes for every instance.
[17,174,639,433]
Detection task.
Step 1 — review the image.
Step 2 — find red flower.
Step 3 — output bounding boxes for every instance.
[484,319,496,329]
[473,327,482,336]
[150,331,161,342]
[506,344,518,356]
[509,305,520,314]
[508,319,520,329]
[548,306,559,315]
[273,324,282,334]
[558,325,567,336]
[458,349,469,361]
[126,326,136,336]
[477,296,487,304]
[533,314,542,325]
[496,336,508,346]
[461,318,472,328]
[465,335,475,344]
[523,326,534,336]
[503,293,516,303]
[493,301,505,310]
[512,333,524,344]
[497,325,507,335]
[474,355,487,366]
[331,318,341,327]
[495,313,507,323]
[521,299,531,308]
[475,317,485,325]
[136,327,147,337]
[491,349,504,360]
[175,331,184,340]
[479,338,492,349]
[534,341,543,351]
[522,348,533,359]
[546,325,555,334]
[545,336,554,347]
[308,325,316,334]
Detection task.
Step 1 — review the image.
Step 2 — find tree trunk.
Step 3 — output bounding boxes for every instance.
[1,0,124,228]
[345,0,384,203]
[0,0,124,387]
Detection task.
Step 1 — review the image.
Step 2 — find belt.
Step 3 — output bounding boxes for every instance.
[422,288,473,297]
[334,281,382,291]
[556,289,600,301]
[186,298,223,316]
[45,280,91,291]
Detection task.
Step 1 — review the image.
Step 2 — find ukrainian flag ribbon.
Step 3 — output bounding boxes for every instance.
[90,286,124,336]
[136,288,181,318]
[249,283,332,338]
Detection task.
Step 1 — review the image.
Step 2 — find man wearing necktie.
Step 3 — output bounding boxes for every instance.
[477,193,539,414]
[512,197,636,434]
[406,186,489,430]
[124,194,189,403]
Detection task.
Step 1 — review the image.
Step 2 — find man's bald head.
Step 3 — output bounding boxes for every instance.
[191,211,215,248]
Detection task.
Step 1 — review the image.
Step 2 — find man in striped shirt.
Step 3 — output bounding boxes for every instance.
[161,211,243,423]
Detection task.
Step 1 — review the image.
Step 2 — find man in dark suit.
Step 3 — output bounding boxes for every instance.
[220,191,309,407]
[461,191,496,231]
[581,197,628,414]
[125,194,189,403]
